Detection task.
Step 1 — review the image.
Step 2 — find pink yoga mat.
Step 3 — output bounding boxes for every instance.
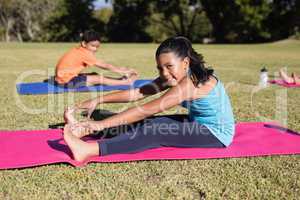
[1,122,300,169]
[269,80,300,88]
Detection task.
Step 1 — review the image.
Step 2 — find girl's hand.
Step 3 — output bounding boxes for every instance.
[68,124,92,138]
[74,120,103,134]
[64,107,77,124]
[68,120,102,138]
[88,104,97,119]
[63,123,87,138]
[75,100,98,119]
[83,100,98,119]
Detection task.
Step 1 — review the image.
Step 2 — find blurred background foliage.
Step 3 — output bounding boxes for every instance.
[0,0,299,43]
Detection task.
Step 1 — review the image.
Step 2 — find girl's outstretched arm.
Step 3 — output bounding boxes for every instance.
[81,77,195,131]
[77,77,167,108]
[65,78,168,121]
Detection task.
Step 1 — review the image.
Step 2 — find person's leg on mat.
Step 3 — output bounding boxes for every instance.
[55,73,137,88]
[98,115,224,156]
[279,69,294,84]
[55,75,87,88]
[86,74,137,86]
[63,124,99,162]
[63,115,224,160]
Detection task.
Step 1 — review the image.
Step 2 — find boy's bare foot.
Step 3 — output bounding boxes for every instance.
[121,74,138,85]
[63,125,99,162]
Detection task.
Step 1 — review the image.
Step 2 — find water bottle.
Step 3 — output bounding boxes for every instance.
[259,67,268,88]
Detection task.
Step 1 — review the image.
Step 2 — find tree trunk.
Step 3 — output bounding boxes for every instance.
[5,28,10,42]
[5,19,14,42]
[25,9,34,40]
[16,29,23,42]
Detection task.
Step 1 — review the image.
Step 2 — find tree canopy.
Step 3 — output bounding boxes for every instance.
[0,0,298,43]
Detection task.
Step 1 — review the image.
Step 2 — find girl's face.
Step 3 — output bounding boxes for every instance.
[156,52,189,86]
[82,40,100,53]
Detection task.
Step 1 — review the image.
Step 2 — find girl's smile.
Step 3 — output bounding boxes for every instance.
[156,52,189,86]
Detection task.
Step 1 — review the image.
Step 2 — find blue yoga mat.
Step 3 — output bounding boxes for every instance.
[16,79,153,95]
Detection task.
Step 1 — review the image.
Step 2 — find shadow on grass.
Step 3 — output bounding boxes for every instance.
[264,124,300,136]
[47,138,73,157]
[83,109,116,121]
[48,109,116,129]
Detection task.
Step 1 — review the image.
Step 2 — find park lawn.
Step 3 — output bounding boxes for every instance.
[0,40,299,199]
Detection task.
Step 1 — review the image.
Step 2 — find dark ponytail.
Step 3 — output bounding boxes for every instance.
[155,36,213,86]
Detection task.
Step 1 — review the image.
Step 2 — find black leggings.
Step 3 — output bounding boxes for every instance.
[98,115,225,156]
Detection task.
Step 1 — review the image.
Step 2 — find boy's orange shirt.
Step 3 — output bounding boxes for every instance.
[55,46,97,84]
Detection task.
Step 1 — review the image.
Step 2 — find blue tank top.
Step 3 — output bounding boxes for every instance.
[181,77,235,146]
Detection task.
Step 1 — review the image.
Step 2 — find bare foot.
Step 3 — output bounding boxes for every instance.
[292,73,300,84]
[279,69,294,84]
[69,123,93,138]
[121,74,138,85]
[63,125,99,162]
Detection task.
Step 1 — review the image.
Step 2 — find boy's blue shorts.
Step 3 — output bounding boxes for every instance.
[56,75,87,88]
[69,75,87,86]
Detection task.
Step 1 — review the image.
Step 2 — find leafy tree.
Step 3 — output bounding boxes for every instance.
[107,0,152,42]
[94,7,113,24]
[18,0,59,41]
[0,0,58,41]
[149,0,212,42]
[0,0,17,41]
[200,0,238,43]
[235,0,272,42]
[1,0,299,43]
[93,7,113,41]
[45,0,102,41]
[201,0,272,43]
[266,0,299,40]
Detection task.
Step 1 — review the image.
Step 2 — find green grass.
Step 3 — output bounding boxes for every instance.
[0,40,300,199]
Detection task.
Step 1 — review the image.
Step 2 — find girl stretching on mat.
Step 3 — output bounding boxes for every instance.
[278,68,300,84]
[55,30,138,87]
[63,36,235,162]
